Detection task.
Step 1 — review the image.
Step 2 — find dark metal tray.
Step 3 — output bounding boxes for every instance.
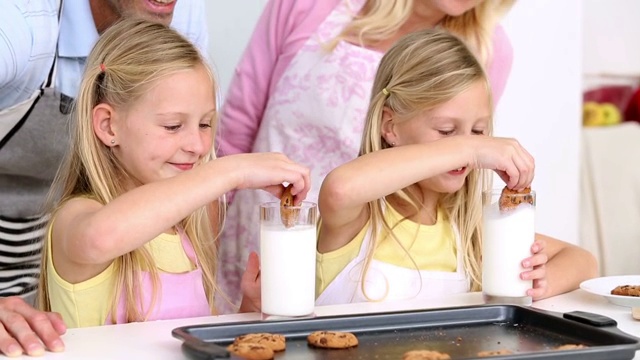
[172,305,640,359]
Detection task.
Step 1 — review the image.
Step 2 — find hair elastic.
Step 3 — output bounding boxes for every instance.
[381,88,390,96]
[100,63,107,72]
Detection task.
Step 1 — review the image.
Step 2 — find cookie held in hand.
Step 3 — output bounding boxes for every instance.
[280,184,299,228]
[498,186,534,212]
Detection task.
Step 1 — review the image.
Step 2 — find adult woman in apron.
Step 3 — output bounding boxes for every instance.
[216,0,515,313]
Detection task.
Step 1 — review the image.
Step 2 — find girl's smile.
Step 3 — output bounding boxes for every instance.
[170,162,195,171]
[448,167,467,176]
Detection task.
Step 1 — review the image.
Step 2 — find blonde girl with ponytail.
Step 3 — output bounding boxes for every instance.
[316,28,597,305]
[38,18,311,328]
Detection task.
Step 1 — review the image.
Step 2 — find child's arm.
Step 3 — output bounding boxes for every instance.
[52,153,310,283]
[523,234,598,300]
[318,135,534,253]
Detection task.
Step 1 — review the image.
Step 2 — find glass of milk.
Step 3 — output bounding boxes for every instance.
[482,189,535,306]
[260,201,317,318]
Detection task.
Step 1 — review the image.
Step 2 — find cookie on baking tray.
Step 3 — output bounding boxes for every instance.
[498,186,534,212]
[477,349,513,357]
[233,333,286,352]
[402,349,451,360]
[611,285,640,297]
[307,330,358,349]
[554,344,588,350]
[226,342,274,360]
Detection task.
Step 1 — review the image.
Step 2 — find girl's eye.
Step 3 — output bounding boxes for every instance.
[164,125,181,131]
[472,129,485,135]
[199,122,212,129]
[438,130,455,136]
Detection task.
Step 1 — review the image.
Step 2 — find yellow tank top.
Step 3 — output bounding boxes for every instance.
[316,206,456,296]
[45,223,194,328]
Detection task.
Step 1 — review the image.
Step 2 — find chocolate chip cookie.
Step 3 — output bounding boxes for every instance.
[499,186,534,212]
[554,344,588,350]
[280,184,298,228]
[402,350,451,360]
[477,349,513,357]
[307,331,358,349]
[233,333,286,352]
[226,342,274,360]
[611,285,640,297]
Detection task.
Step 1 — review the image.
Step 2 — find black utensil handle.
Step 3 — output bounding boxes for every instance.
[563,310,618,327]
[181,338,230,360]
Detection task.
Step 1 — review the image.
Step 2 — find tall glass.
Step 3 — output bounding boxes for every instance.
[482,189,535,306]
[260,201,317,317]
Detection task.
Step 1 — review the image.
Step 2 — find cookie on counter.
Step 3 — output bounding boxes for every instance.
[233,333,286,352]
[307,331,358,349]
[226,342,274,360]
[402,350,451,360]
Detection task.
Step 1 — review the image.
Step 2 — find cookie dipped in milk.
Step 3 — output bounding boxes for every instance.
[482,187,536,305]
[259,193,317,317]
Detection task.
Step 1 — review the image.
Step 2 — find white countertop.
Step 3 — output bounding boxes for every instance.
[17,290,640,359]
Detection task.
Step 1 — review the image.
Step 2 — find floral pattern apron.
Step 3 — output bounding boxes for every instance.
[217,0,381,313]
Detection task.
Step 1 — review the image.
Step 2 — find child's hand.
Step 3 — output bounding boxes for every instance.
[238,251,261,313]
[470,136,535,191]
[520,239,550,300]
[232,153,311,205]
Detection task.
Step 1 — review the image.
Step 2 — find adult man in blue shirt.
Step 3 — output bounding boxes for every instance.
[0,0,208,356]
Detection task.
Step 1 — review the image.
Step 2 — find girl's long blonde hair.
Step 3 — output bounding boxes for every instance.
[331,0,515,65]
[360,29,492,294]
[38,18,222,321]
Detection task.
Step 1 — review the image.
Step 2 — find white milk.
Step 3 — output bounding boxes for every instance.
[482,202,535,298]
[260,223,316,317]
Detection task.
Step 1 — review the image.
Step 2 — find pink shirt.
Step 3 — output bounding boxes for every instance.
[217,0,513,157]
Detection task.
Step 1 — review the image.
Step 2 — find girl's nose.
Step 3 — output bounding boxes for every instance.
[183,128,210,155]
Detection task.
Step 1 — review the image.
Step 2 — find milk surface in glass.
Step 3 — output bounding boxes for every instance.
[482,195,535,304]
[260,223,316,317]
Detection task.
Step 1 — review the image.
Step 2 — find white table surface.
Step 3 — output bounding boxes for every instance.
[17,290,640,359]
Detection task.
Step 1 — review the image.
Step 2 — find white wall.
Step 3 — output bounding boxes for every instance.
[206,1,267,95]
[205,1,583,245]
[583,0,640,76]
[495,0,582,244]
[583,0,640,90]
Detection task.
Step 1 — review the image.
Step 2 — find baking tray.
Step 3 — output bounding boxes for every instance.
[172,304,640,359]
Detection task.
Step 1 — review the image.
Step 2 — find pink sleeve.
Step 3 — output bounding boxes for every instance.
[216,0,340,157]
[486,25,513,106]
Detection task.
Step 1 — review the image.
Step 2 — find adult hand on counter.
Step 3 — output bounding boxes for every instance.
[0,296,66,357]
